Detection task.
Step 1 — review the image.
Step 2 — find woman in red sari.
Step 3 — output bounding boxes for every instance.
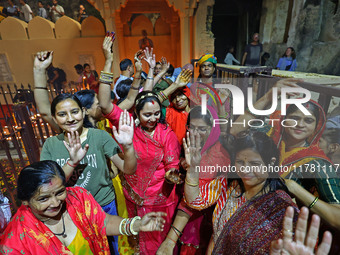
[0,160,166,255]
[99,86,182,254]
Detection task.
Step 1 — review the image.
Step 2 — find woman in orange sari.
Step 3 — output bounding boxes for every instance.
[0,160,166,255]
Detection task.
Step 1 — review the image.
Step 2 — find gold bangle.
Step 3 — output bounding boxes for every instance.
[99,71,114,84]
[308,196,319,209]
[185,178,199,187]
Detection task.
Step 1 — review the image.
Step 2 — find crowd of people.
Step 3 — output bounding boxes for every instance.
[0,0,88,23]
[0,31,339,255]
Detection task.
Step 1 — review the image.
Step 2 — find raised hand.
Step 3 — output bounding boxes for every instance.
[134,50,144,63]
[217,88,230,105]
[270,207,332,255]
[160,57,170,73]
[134,50,144,73]
[34,51,53,71]
[273,78,303,97]
[139,212,167,232]
[175,69,192,88]
[143,47,156,69]
[63,131,89,165]
[102,32,115,61]
[183,131,202,169]
[112,110,134,146]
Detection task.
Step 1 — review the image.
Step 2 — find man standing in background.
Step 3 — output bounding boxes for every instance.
[19,0,32,22]
[37,1,47,19]
[241,33,263,66]
[50,0,64,22]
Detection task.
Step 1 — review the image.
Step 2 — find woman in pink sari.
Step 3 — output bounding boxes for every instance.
[99,87,181,254]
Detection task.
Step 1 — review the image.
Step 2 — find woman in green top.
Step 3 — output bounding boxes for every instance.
[40,92,137,254]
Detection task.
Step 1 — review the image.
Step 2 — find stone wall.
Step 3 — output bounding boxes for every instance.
[260,0,340,75]
[193,0,215,59]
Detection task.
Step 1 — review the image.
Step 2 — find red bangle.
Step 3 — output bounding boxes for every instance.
[66,160,77,168]
[167,236,177,244]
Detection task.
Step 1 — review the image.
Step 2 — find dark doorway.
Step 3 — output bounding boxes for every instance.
[212,0,263,64]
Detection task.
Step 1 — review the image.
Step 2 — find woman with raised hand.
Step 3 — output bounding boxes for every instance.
[40,92,136,254]
[0,160,166,255]
[184,130,299,254]
[157,106,231,254]
[33,51,103,132]
[142,47,192,144]
[99,87,181,254]
[230,79,340,231]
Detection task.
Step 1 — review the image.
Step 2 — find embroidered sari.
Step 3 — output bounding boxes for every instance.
[104,105,181,254]
[213,190,299,255]
[0,187,109,255]
[266,101,340,204]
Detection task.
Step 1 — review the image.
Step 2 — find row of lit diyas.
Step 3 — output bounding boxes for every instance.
[1,115,53,142]
[0,87,78,95]
[29,114,54,139]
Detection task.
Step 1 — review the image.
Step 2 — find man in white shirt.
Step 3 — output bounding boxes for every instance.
[19,0,32,22]
[113,59,134,99]
[50,0,64,22]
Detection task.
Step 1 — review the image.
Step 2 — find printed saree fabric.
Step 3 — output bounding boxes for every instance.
[213,190,299,255]
[104,104,181,206]
[185,178,247,243]
[0,187,109,255]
